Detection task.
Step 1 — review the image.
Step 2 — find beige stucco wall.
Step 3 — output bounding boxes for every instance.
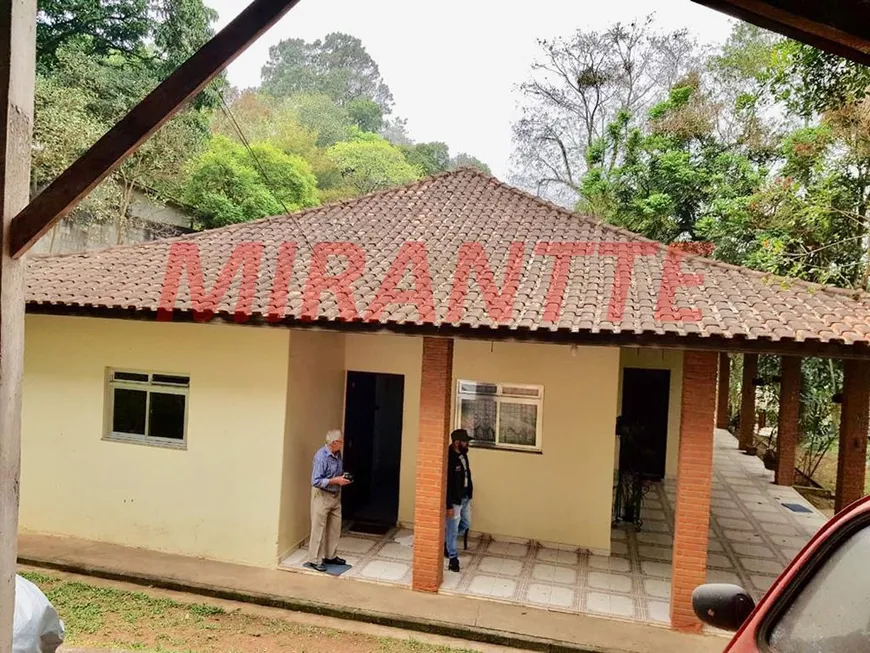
[451,340,619,554]
[617,348,684,479]
[20,314,627,564]
[21,314,289,568]
[343,333,422,524]
[278,330,346,557]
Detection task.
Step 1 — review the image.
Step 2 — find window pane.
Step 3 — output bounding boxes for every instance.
[149,392,186,440]
[502,385,541,398]
[768,525,870,653]
[152,374,190,386]
[499,402,538,447]
[113,371,149,383]
[460,382,498,395]
[460,397,496,443]
[112,388,147,435]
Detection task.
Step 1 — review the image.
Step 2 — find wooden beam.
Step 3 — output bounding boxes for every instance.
[692,0,870,66]
[0,1,35,650]
[8,0,302,259]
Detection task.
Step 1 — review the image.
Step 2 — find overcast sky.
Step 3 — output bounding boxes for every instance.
[202,1,737,179]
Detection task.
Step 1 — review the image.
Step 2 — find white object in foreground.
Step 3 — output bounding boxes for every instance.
[12,575,65,653]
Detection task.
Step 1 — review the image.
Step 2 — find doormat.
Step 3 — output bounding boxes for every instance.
[781,502,813,514]
[349,521,393,535]
[324,563,352,576]
[304,562,352,576]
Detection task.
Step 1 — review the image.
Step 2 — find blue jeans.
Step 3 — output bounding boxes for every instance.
[459,496,472,536]
[445,503,461,559]
[446,497,472,559]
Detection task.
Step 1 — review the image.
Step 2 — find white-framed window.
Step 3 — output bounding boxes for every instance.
[105,369,190,448]
[455,380,543,451]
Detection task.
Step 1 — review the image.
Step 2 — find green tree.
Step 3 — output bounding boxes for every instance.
[401,142,451,177]
[34,41,210,243]
[37,0,222,109]
[763,40,870,118]
[327,136,422,195]
[182,135,319,228]
[261,32,394,113]
[33,68,122,249]
[580,78,764,243]
[211,90,358,204]
[346,98,384,133]
[37,0,216,70]
[450,153,491,175]
[36,0,150,70]
[286,92,355,147]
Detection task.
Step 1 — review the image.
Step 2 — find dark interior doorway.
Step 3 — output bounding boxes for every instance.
[619,368,671,481]
[342,371,405,534]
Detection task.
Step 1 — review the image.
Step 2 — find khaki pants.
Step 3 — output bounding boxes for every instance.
[308,487,342,564]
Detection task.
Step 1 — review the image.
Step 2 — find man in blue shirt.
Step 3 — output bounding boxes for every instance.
[307,429,352,572]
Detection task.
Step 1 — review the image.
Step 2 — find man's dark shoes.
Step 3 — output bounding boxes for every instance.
[324,556,346,566]
[448,556,460,572]
[306,561,327,572]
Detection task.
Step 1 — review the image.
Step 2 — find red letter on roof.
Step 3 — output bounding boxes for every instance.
[447,242,525,324]
[655,246,704,322]
[158,241,263,323]
[534,242,595,324]
[364,242,435,323]
[266,241,298,323]
[597,242,659,322]
[301,242,366,321]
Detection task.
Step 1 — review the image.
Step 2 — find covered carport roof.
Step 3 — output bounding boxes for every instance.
[692,0,870,65]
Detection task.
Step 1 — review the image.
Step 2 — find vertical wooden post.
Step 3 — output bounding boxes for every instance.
[835,359,870,513]
[716,352,730,429]
[0,1,35,650]
[775,356,801,486]
[739,354,758,450]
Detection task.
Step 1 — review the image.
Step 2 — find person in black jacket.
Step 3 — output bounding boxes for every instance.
[445,429,473,572]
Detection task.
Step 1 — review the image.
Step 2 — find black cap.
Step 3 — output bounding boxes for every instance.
[451,429,471,443]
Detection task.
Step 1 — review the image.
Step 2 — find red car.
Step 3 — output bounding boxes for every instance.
[692,494,870,652]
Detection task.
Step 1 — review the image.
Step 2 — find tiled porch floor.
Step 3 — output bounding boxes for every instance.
[281,430,828,626]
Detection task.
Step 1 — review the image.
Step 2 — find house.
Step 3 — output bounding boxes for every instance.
[19,168,870,631]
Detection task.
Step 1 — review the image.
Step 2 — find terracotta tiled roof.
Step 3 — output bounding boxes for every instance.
[24,168,870,349]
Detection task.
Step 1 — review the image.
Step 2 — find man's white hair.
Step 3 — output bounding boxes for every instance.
[325,429,343,444]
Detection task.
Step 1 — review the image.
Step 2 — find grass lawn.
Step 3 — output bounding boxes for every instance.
[21,571,474,653]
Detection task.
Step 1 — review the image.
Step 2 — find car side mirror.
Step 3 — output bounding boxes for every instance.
[692,583,756,632]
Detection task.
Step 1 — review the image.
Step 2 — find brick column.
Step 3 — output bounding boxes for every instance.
[670,351,717,632]
[775,356,801,487]
[716,353,730,429]
[739,354,758,450]
[412,337,454,591]
[835,359,870,513]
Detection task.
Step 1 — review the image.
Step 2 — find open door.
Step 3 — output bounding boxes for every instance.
[619,367,671,481]
[342,371,404,534]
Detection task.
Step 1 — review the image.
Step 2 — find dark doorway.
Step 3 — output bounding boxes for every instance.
[619,368,671,481]
[342,371,405,533]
